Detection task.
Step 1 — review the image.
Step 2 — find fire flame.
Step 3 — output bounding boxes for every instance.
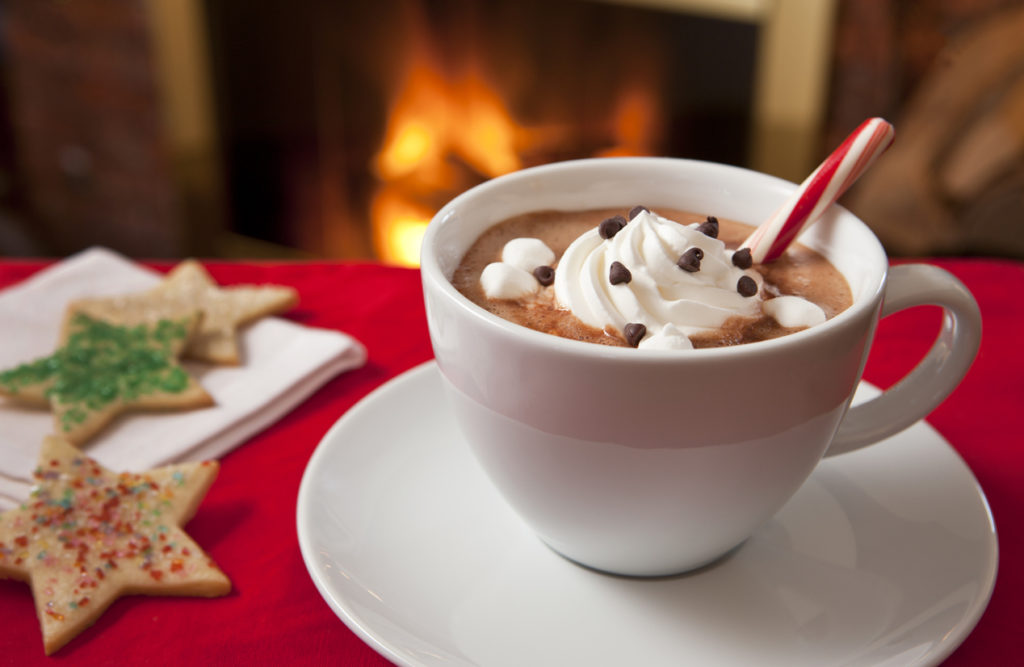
[375,61,522,185]
[371,56,524,266]
[370,28,663,267]
[596,84,662,158]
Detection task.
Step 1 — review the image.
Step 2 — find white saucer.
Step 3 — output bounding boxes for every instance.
[297,362,997,667]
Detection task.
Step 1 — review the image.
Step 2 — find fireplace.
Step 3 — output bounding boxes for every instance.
[0,0,837,262]
[196,0,837,265]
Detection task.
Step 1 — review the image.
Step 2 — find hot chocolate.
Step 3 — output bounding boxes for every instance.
[452,207,852,349]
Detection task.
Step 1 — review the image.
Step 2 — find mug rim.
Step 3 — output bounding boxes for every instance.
[421,157,888,362]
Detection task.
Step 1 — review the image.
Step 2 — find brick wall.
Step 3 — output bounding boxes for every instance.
[1,0,184,257]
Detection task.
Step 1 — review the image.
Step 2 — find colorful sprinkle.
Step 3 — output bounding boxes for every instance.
[0,314,193,432]
[0,437,230,654]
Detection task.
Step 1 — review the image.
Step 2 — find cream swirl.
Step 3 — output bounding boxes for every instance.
[553,209,763,340]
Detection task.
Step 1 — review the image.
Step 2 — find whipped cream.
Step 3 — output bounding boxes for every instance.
[476,210,832,348]
[637,323,694,350]
[553,209,763,341]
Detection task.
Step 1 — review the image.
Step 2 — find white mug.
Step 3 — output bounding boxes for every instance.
[420,158,981,576]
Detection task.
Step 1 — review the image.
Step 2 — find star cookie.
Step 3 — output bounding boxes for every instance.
[0,312,213,444]
[0,435,230,655]
[66,259,299,365]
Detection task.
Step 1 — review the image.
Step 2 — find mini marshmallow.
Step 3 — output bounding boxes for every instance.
[638,323,694,350]
[501,238,555,274]
[763,295,827,328]
[481,262,539,299]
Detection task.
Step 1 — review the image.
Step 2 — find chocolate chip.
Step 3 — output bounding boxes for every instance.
[731,247,753,269]
[737,275,758,297]
[609,261,632,285]
[677,247,704,272]
[624,322,647,347]
[533,265,555,286]
[628,205,649,220]
[696,216,719,238]
[599,215,627,239]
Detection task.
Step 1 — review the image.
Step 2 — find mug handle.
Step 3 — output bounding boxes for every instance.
[825,263,982,457]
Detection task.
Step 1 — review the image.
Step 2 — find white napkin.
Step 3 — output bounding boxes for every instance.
[0,247,367,509]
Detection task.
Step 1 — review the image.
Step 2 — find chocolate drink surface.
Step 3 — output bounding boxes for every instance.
[451,207,853,349]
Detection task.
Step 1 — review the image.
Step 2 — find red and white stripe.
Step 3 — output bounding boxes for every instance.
[743,117,895,263]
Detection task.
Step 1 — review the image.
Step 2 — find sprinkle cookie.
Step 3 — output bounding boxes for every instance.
[0,312,213,444]
[66,259,299,365]
[0,435,230,655]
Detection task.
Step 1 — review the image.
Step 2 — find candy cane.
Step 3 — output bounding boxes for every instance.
[742,117,895,263]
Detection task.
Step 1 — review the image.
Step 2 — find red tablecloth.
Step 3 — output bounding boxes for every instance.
[0,257,1020,665]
